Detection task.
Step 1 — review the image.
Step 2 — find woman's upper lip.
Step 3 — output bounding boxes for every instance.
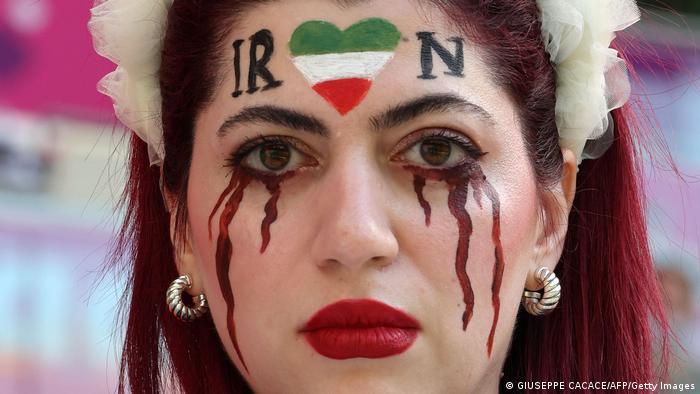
[300,299,421,332]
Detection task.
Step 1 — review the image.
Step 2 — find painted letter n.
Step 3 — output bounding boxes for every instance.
[417,32,464,79]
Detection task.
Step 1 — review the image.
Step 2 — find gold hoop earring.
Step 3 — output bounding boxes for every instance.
[521,267,561,316]
[166,274,209,322]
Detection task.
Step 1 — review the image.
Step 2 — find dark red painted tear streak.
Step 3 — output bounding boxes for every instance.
[407,161,504,357]
[214,171,251,373]
[260,178,282,253]
[407,165,479,333]
[413,175,432,226]
[209,175,237,240]
[483,181,504,357]
[448,184,475,329]
[208,168,294,375]
[255,170,295,254]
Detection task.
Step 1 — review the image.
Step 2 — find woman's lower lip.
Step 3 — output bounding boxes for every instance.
[303,327,418,359]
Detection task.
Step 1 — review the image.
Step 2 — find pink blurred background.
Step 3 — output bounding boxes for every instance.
[0,0,120,392]
[0,0,698,392]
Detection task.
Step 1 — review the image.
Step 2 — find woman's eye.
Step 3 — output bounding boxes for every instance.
[401,136,473,168]
[419,138,453,166]
[234,137,315,175]
[258,143,291,170]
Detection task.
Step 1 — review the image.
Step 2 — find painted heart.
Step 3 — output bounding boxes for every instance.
[289,18,401,115]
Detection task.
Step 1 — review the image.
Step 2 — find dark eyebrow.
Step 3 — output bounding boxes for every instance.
[217,105,329,137]
[369,93,495,132]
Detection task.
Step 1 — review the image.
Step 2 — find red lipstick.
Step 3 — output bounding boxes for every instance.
[300,299,420,359]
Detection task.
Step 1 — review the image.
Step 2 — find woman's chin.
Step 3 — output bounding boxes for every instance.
[253,366,442,394]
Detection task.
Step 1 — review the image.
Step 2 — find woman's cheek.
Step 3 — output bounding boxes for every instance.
[399,160,504,356]
[483,174,540,355]
[400,158,539,359]
[199,167,317,375]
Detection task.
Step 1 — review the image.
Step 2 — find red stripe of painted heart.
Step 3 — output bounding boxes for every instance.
[312,78,372,115]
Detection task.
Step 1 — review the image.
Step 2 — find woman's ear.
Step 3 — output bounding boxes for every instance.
[162,172,204,296]
[525,148,577,290]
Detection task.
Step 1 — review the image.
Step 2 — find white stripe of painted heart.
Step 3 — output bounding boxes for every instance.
[292,51,395,85]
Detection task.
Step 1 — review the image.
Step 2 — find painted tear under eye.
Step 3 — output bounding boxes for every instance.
[212,169,251,373]
[208,167,294,375]
[208,157,504,365]
[406,162,504,357]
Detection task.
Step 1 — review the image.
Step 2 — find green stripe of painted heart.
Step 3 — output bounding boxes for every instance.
[289,18,401,56]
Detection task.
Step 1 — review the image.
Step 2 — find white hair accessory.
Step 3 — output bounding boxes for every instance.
[536,0,640,164]
[89,0,173,166]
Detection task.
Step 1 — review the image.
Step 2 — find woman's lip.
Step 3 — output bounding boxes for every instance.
[300,299,420,359]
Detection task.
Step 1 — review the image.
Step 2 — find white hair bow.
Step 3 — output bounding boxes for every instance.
[89,0,172,166]
[537,0,640,164]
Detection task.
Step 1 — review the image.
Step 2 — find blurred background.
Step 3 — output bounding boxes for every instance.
[0,0,698,392]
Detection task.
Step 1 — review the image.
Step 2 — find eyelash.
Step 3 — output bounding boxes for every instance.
[225,129,484,175]
[224,133,310,179]
[228,134,295,166]
[393,129,485,165]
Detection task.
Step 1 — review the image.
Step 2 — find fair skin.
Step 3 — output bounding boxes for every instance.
[170,0,577,392]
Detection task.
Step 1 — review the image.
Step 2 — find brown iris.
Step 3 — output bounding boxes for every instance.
[420,138,451,166]
[260,143,291,171]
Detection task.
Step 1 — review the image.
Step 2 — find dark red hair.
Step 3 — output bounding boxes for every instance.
[107,1,670,392]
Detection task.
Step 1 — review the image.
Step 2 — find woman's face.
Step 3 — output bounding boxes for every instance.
[181,0,566,392]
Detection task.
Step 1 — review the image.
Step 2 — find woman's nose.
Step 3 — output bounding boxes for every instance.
[309,155,399,273]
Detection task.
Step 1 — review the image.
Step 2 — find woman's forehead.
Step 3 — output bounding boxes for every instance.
[198,0,516,137]
[233,0,443,32]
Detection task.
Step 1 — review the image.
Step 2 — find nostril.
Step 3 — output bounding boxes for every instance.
[370,255,394,268]
[316,258,342,270]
